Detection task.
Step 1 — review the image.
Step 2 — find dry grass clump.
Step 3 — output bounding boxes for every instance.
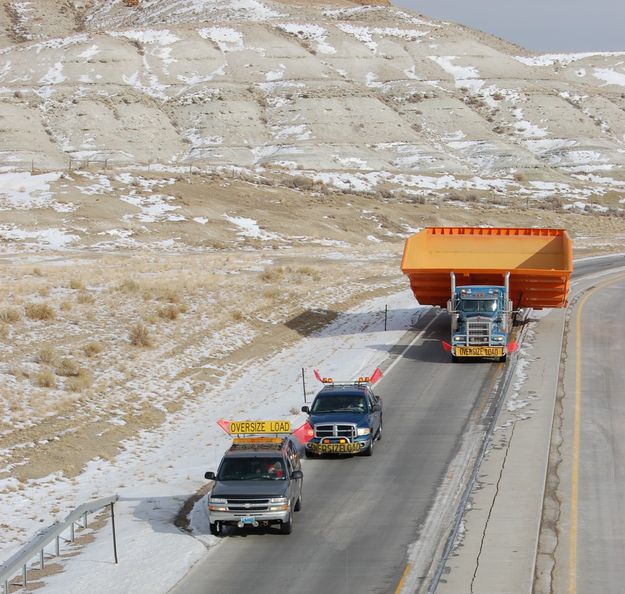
[0,307,20,323]
[9,365,29,379]
[83,341,104,357]
[158,305,179,321]
[154,287,182,304]
[263,287,280,300]
[25,302,55,321]
[118,278,141,293]
[296,266,321,281]
[260,267,284,282]
[231,310,244,322]
[69,279,85,290]
[76,291,95,304]
[38,345,58,365]
[56,358,81,377]
[129,322,152,347]
[513,171,528,183]
[36,369,56,388]
[66,371,93,392]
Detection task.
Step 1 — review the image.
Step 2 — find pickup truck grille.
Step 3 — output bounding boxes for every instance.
[314,424,356,440]
[466,319,491,345]
[225,498,269,512]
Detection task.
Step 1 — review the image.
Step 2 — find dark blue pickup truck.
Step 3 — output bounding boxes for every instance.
[301,382,383,457]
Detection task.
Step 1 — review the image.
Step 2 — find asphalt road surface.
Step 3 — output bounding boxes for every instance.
[170,311,503,594]
[553,268,625,593]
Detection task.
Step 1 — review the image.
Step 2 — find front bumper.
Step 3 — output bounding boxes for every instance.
[305,436,371,455]
[452,345,505,357]
[208,509,290,525]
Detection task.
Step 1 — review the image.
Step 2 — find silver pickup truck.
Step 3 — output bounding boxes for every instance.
[204,436,303,535]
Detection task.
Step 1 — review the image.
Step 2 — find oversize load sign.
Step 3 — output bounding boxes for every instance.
[309,442,361,454]
[227,420,291,434]
[455,346,504,357]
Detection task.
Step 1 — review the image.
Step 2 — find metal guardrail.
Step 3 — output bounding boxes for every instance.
[0,494,119,594]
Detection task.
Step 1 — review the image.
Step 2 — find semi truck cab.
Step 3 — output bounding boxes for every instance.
[448,272,512,363]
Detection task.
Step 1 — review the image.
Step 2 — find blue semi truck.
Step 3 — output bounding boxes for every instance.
[447,272,512,363]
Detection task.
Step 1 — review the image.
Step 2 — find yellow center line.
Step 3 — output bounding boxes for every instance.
[569,275,625,594]
[394,563,412,594]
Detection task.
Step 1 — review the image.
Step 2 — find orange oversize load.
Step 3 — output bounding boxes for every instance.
[401,227,572,309]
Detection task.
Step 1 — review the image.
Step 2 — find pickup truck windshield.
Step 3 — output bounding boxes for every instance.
[218,457,286,481]
[311,394,367,413]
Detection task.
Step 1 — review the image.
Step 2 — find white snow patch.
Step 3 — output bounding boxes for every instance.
[224,214,280,241]
[276,23,336,55]
[512,51,625,67]
[593,67,625,87]
[429,56,483,92]
[199,27,245,52]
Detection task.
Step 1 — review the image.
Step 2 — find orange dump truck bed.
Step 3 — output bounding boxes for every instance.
[401,227,572,309]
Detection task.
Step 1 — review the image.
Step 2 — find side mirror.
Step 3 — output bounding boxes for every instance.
[372,403,381,412]
[291,470,303,480]
[301,405,310,414]
[204,471,216,480]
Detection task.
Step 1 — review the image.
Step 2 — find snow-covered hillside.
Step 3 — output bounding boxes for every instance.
[0,0,624,206]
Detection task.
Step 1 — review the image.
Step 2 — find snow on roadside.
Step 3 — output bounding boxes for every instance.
[1,290,426,593]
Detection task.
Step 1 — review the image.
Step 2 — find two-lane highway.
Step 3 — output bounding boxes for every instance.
[171,311,505,594]
[550,271,625,594]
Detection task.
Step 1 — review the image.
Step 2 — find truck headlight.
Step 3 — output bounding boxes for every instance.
[268,497,289,511]
[356,427,371,436]
[493,336,504,341]
[208,498,227,512]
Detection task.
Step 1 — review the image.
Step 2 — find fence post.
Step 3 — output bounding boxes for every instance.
[301,368,306,403]
[111,503,118,564]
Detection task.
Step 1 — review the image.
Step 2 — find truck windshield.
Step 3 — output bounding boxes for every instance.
[460,299,497,313]
[218,457,286,481]
[311,394,367,413]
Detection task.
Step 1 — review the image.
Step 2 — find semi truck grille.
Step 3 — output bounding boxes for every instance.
[466,319,491,345]
[314,424,356,439]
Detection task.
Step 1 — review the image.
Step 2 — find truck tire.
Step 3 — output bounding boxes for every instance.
[377,419,383,442]
[294,493,302,511]
[499,354,507,363]
[280,513,293,534]
[304,449,315,459]
[452,355,459,363]
[362,438,374,457]
[209,521,221,536]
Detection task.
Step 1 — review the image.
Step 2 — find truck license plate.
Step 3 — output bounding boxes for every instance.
[241,516,256,524]
[310,442,362,454]
[455,346,504,357]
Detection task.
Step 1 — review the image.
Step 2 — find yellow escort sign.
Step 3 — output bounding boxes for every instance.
[219,420,292,435]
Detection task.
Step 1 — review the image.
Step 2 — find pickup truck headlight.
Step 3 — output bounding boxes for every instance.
[208,498,227,512]
[356,427,371,436]
[268,497,289,511]
[493,336,505,341]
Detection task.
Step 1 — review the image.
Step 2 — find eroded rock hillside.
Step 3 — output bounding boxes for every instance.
[0,0,623,209]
